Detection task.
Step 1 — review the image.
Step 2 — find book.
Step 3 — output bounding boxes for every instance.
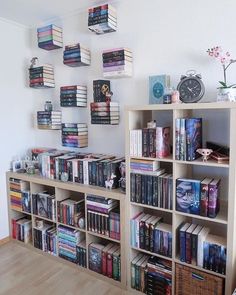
[185,118,202,161]
[200,178,212,217]
[176,178,201,215]
[149,75,170,104]
[88,243,105,273]
[208,178,221,218]
[156,127,171,158]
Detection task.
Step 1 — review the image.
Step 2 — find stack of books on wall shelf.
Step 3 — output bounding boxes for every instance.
[130,126,171,158]
[88,4,117,34]
[176,178,221,218]
[11,214,32,244]
[93,80,111,102]
[130,169,173,210]
[29,64,55,88]
[57,198,85,229]
[37,111,62,130]
[61,123,88,148]
[37,24,63,50]
[60,85,87,107]
[131,254,172,293]
[58,224,85,263]
[90,101,120,125]
[38,150,124,188]
[32,192,56,221]
[130,213,172,257]
[102,48,133,78]
[87,195,120,240]
[175,118,202,161]
[88,242,121,281]
[179,222,226,274]
[33,222,57,255]
[76,240,87,268]
[9,178,30,212]
[63,43,91,67]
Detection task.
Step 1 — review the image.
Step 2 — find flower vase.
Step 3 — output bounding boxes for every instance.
[217,88,236,102]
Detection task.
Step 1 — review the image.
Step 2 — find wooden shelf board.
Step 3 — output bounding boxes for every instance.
[10,207,32,216]
[175,208,228,225]
[32,214,57,223]
[131,246,172,261]
[87,230,120,243]
[126,102,236,111]
[57,222,86,232]
[6,171,125,201]
[130,202,173,213]
[174,258,226,279]
[176,158,229,168]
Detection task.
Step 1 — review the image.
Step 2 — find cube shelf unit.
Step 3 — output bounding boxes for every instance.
[125,102,236,295]
[6,171,126,289]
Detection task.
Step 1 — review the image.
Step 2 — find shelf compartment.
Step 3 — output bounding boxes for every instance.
[175,158,229,168]
[131,246,172,261]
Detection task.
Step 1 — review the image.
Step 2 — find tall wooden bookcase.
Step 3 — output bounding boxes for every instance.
[6,172,126,289]
[125,102,236,295]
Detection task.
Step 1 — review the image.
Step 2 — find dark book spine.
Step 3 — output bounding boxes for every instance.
[152,176,158,207]
[130,173,136,202]
[180,230,186,262]
[148,128,156,158]
[141,175,147,204]
[142,129,149,157]
[136,174,142,203]
[208,183,219,218]
[147,175,153,205]
[139,220,146,249]
[185,231,192,264]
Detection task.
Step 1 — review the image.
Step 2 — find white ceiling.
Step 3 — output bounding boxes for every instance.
[0,0,117,27]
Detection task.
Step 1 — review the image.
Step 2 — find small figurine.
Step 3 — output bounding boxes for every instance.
[105,173,116,189]
[30,57,39,68]
[197,148,213,162]
[105,91,113,102]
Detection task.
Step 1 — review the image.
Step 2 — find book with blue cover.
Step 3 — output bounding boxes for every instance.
[185,118,202,161]
[149,75,170,104]
[176,178,201,215]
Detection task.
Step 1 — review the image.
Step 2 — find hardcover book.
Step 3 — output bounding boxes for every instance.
[176,178,201,215]
[149,75,170,104]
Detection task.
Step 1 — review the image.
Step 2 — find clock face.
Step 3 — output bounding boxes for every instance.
[153,82,164,99]
[178,78,204,103]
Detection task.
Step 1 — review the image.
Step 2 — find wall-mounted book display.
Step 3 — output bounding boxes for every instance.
[37,24,63,50]
[60,85,87,107]
[93,80,110,102]
[37,111,62,130]
[102,48,132,78]
[29,64,55,88]
[61,123,88,148]
[63,43,91,67]
[88,4,117,35]
[90,101,119,125]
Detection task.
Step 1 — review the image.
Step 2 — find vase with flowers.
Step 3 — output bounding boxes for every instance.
[207,46,236,102]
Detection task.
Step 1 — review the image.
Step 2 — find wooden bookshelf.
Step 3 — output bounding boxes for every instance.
[6,171,126,289]
[125,102,236,295]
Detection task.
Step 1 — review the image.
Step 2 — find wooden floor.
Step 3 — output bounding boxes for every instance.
[0,242,130,295]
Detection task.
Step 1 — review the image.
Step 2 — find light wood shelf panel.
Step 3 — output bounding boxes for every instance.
[57,222,86,233]
[131,246,172,261]
[87,231,121,244]
[130,202,173,213]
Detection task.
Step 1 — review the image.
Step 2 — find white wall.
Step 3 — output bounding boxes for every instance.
[0,19,35,239]
[2,0,236,238]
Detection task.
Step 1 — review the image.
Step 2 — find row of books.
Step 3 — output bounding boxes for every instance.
[38,150,124,189]
[130,127,171,159]
[87,195,120,240]
[102,48,133,78]
[11,215,32,244]
[33,222,57,256]
[37,24,63,51]
[37,111,62,130]
[9,178,30,212]
[176,178,220,218]
[90,101,119,125]
[62,123,88,148]
[130,213,172,258]
[175,118,202,161]
[76,241,87,268]
[32,192,56,221]
[60,85,87,107]
[88,242,121,281]
[131,254,172,294]
[57,198,85,229]
[29,64,55,88]
[58,225,85,264]
[93,80,110,102]
[88,4,117,35]
[130,170,173,210]
[179,222,226,274]
[63,43,91,67]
